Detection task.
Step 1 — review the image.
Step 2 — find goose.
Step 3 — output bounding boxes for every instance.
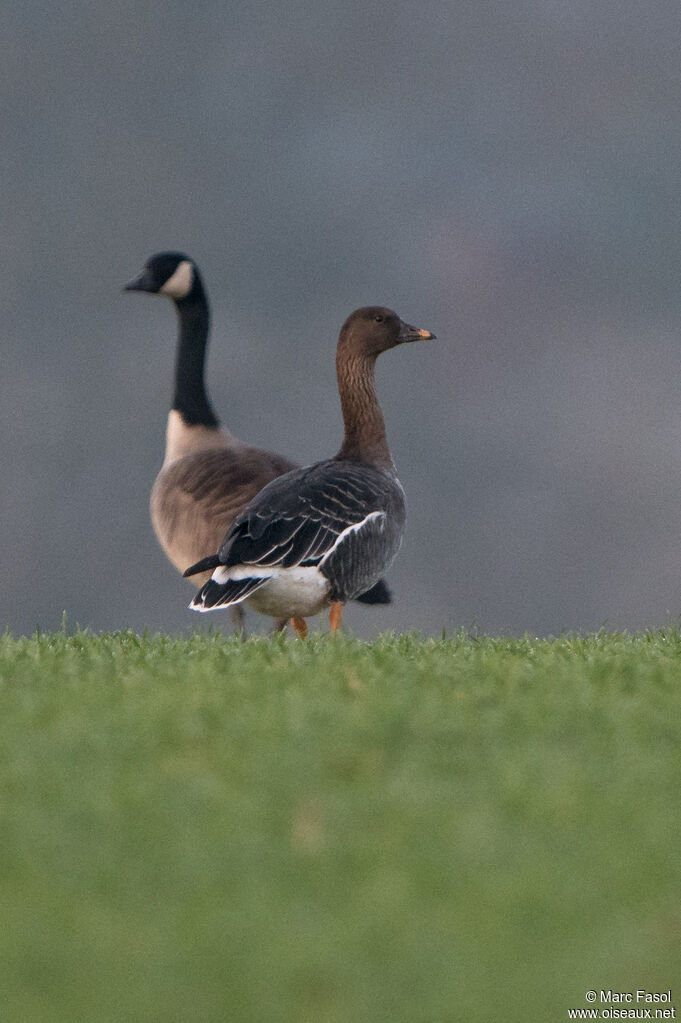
[124,253,391,630]
[185,306,435,637]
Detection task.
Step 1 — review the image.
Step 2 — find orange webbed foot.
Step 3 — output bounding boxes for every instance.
[291,616,308,639]
[329,602,344,633]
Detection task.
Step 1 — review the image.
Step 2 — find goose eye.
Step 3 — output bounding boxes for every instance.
[374,314,385,323]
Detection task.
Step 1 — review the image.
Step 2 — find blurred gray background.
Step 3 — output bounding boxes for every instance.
[3,0,681,638]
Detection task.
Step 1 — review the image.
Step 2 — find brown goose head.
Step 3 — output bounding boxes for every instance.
[337,306,435,360]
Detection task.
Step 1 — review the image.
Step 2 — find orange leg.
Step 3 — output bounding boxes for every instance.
[291,616,308,639]
[329,602,344,633]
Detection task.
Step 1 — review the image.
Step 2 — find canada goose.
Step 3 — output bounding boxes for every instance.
[185,307,435,637]
[124,253,392,631]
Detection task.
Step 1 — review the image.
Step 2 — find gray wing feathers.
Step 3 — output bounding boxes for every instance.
[320,509,403,603]
[218,460,406,602]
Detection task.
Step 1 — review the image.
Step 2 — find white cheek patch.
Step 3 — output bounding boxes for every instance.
[160,260,194,299]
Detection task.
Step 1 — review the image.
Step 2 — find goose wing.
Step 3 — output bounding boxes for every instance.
[206,459,405,603]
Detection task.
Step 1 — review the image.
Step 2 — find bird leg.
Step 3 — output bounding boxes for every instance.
[329,602,344,633]
[230,604,246,636]
[291,616,308,639]
[272,617,289,635]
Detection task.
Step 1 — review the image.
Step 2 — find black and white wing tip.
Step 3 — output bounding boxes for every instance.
[189,568,270,613]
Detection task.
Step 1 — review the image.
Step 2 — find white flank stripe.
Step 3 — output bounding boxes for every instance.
[160,260,194,299]
[319,511,385,565]
[212,565,274,583]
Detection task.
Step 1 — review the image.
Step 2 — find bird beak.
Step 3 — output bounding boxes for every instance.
[123,269,153,293]
[399,321,437,343]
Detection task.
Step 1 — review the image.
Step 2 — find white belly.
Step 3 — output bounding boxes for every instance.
[245,566,331,618]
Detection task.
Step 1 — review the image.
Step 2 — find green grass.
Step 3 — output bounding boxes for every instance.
[1,627,680,1023]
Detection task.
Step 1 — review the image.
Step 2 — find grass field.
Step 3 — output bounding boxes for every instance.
[1,627,680,1022]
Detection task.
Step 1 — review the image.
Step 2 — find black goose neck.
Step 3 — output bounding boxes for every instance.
[172,277,220,428]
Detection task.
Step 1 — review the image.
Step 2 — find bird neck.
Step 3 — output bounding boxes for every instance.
[335,351,394,469]
[172,279,220,428]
